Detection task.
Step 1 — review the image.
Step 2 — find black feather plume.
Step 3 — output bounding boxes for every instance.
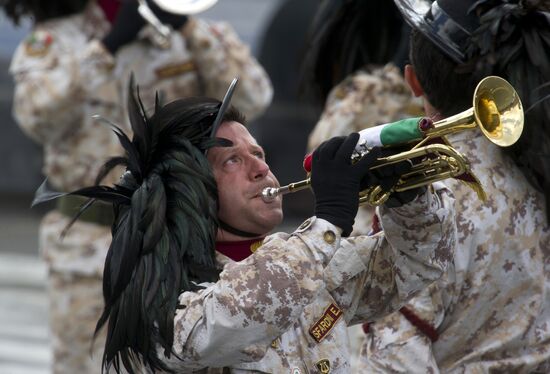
[54,80,227,373]
[462,0,550,217]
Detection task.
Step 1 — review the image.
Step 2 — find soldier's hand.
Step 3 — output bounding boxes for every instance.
[102,1,146,55]
[359,147,424,208]
[311,133,380,236]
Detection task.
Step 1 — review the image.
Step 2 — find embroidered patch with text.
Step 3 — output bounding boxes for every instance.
[309,303,343,343]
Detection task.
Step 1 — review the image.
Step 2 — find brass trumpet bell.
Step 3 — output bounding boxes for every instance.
[474,76,523,147]
[427,75,523,148]
[261,76,524,205]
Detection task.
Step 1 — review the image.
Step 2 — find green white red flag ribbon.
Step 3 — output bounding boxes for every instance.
[303,117,431,172]
[357,117,427,147]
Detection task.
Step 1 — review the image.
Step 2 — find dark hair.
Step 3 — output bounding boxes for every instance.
[301,0,408,104]
[220,105,247,127]
[409,4,550,216]
[409,29,484,117]
[0,0,89,24]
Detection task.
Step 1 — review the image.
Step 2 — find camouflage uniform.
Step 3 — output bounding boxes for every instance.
[360,131,550,372]
[8,2,272,373]
[306,64,424,368]
[161,183,456,373]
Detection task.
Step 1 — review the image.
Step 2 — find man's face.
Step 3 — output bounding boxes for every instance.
[207,121,283,237]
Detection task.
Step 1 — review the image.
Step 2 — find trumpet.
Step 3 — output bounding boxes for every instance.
[137,0,218,47]
[262,76,524,206]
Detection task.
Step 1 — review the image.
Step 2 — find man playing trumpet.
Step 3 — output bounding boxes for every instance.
[49,79,458,373]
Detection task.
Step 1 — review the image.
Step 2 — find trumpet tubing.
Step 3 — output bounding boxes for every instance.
[262,76,524,206]
[261,144,470,206]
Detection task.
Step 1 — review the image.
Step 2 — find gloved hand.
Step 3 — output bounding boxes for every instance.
[311,133,381,236]
[146,0,189,30]
[102,0,146,55]
[359,147,425,208]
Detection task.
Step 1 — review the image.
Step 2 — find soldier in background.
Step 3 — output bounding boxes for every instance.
[300,1,423,367]
[1,0,272,372]
[54,81,457,373]
[359,0,550,372]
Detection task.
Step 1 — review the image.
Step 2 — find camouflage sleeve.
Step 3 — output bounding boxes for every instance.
[9,36,114,144]
[183,18,273,120]
[360,284,443,373]
[165,217,345,370]
[323,183,456,324]
[377,183,456,303]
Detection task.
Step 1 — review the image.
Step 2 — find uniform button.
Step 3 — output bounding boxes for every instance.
[323,230,336,244]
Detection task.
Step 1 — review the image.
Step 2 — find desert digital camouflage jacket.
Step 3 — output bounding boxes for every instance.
[160,183,456,373]
[361,131,550,373]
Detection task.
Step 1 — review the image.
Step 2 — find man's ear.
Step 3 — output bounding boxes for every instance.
[404,64,424,98]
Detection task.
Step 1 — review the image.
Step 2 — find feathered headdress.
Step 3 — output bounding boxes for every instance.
[0,0,90,24]
[34,77,237,373]
[462,0,550,75]
[463,0,550,210]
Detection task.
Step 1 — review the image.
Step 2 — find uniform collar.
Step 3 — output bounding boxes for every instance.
[216,238,265,262]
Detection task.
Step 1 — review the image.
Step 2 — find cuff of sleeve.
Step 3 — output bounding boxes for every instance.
[377,186,446,227]
[292,217,342,266]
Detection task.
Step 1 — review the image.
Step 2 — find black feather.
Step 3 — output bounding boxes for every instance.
[83,80,224,374]
[32,77,241,373]
[462,0,550,219]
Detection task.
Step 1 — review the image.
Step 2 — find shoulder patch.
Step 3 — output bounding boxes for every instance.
[25,31,54,57]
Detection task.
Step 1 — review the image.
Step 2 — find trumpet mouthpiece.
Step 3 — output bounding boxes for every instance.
[261,187,278,202]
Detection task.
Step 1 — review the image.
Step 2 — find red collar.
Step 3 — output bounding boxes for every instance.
[216,238,265,262]
[97,0,121,24]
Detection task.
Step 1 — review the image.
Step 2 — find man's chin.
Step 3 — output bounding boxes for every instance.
[256,210,283,234]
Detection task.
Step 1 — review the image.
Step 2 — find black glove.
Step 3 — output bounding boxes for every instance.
[311,133,382,236]
[102,0,146,55]
[146,0,189,30]
[359,147,425,208]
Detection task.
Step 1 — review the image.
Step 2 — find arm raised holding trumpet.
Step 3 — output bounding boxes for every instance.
[263,76,523,206]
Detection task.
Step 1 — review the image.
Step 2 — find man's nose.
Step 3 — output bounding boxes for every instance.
[250,157,270,180]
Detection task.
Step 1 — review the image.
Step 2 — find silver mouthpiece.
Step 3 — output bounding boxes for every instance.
[261,187,279,203]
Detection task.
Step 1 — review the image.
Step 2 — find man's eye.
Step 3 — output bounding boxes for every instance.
[225,156,239,165]
[254,151,265,159]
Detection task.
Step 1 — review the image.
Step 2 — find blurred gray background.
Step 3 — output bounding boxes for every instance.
[0,1,321,372]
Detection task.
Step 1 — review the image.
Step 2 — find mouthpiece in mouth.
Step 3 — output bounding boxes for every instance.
[261,187,278,202]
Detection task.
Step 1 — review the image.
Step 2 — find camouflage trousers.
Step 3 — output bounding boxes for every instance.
[40,211,110,374]
[47,271,106,373]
